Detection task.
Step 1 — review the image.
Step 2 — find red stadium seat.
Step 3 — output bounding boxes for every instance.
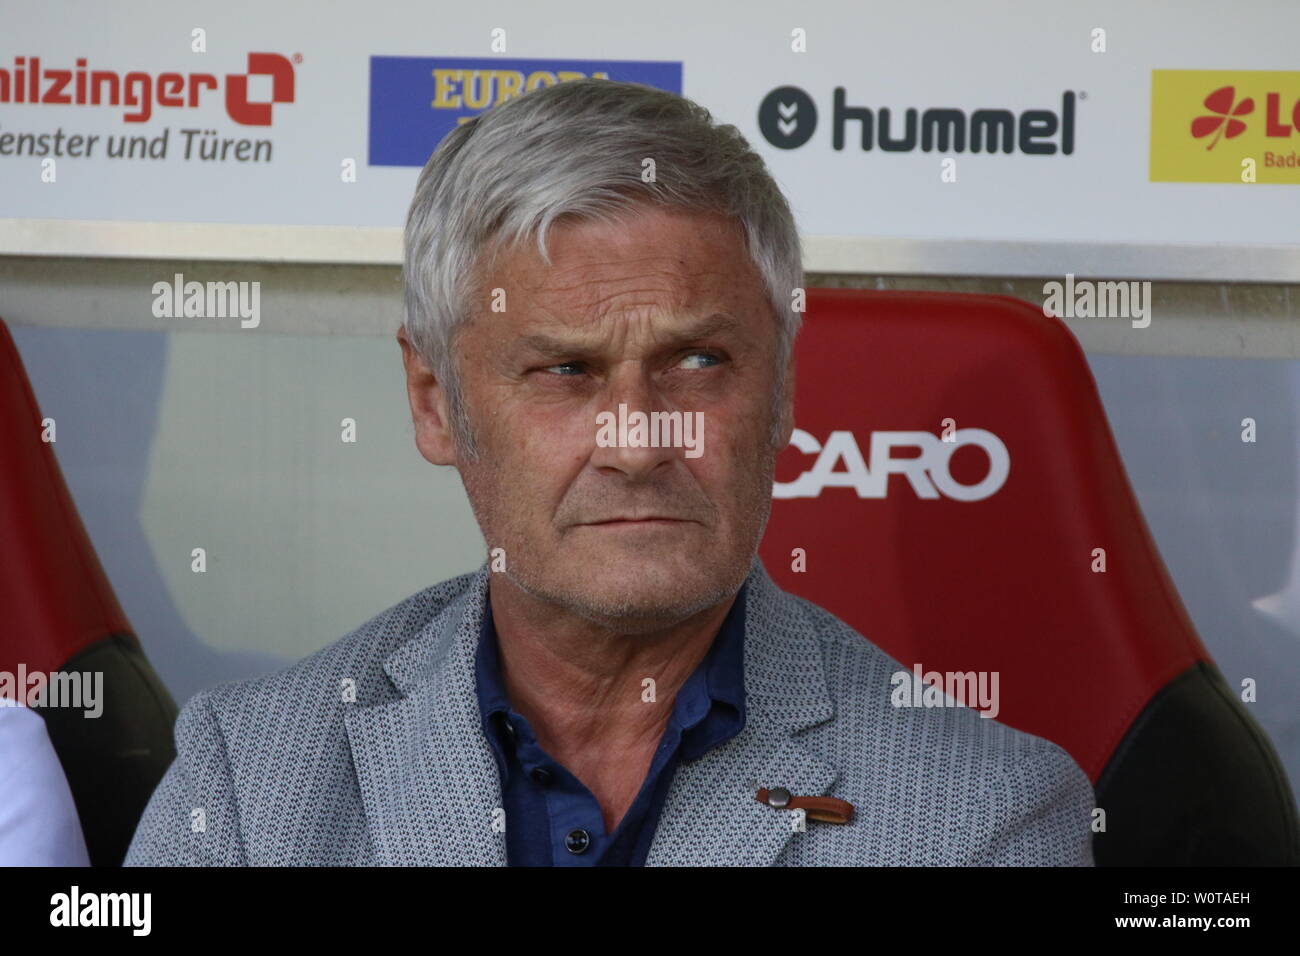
[760,287,1300,865]
[0,317,177,866]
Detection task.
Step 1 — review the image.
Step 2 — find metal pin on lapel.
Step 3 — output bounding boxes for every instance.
[757,787,854,824]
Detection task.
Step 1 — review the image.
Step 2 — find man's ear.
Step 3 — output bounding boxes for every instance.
[397,324,458,466]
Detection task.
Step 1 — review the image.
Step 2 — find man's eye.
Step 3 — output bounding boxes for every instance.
[678,352,722,370]
[538,353,720,376]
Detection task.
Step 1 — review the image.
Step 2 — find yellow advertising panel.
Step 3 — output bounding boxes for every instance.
[1151,69,1300,184]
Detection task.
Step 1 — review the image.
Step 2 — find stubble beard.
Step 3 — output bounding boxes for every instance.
[460,453,777,636]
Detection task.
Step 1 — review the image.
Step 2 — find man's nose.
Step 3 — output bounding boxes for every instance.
[588,376,682,480]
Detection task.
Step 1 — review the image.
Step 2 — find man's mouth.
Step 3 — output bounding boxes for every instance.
[580,517,688,526]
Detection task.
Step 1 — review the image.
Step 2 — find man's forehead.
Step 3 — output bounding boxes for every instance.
[494,206,750,282]
[510,311,747,355]
[504,242,748,302]
[471,209,769,343]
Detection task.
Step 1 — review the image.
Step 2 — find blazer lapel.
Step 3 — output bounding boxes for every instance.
[646,559,840,866]
[344,557,839,867]
[345,565,507,866]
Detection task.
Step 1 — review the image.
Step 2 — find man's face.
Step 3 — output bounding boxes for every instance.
[408,205,793,631]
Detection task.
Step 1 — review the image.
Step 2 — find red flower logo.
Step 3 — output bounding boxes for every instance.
[1191,86,1254,150]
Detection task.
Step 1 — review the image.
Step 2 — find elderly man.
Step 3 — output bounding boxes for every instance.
[126,79,1094,866]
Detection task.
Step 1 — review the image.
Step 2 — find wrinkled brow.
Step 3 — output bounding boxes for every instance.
[514,313,744,357]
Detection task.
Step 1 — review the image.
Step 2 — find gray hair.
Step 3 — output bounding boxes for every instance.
[402,78,803,458]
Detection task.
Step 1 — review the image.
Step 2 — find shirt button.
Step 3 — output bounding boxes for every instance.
[564,829,591,854]
[530,766,553,785]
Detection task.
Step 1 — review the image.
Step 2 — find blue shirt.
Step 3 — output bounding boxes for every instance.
[474,585,748,866]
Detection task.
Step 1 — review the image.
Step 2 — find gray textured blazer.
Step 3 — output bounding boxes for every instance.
[125,557,1095,866]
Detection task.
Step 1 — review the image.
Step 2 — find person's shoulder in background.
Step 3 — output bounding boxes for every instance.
[0,701,90,866]
[787,593,1095,866]
[123,568,481,866]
